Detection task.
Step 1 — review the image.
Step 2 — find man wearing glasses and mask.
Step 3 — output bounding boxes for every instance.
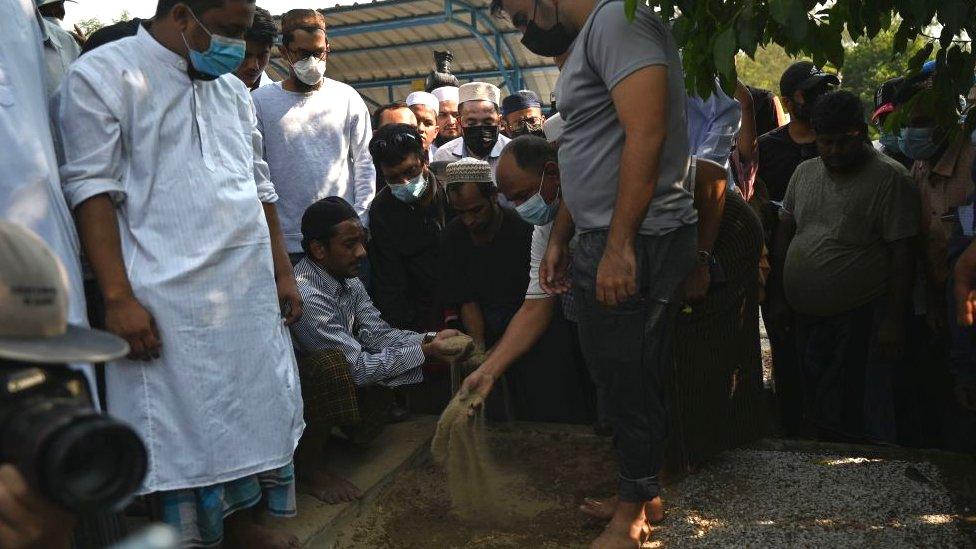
[253,8,376,264]
[367,124,451,334]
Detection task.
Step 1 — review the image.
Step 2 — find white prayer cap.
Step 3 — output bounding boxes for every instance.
[458,82,501,106]
[406,91,440,114]
[431,86,459,103]
[543,113,564,143]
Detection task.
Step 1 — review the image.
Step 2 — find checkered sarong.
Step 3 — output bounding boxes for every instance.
[154,463,296,548]
[298,349,360,429]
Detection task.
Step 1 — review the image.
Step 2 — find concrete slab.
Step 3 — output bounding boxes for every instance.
[265,416,437,548]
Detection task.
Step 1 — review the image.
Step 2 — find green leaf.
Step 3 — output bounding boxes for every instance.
[624,0,637,22]
[769,0,790,26]
[672,15,694,45]
[788,0,809,40]
[713,26,738,82]
[907,42,934,73]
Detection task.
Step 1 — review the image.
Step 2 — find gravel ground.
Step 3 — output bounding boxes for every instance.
[651,449,966,547]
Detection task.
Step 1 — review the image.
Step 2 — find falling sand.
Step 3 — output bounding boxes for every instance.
[431,369,558,524]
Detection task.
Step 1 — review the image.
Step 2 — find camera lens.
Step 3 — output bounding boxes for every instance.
[41,414,147,512]
[4,399,147,513]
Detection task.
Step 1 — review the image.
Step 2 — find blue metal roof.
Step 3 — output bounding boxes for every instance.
[314,0,560,109]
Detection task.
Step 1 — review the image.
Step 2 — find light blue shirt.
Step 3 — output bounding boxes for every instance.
[687,86,741,190]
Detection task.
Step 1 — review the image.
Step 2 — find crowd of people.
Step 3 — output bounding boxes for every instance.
[2,0,976,547]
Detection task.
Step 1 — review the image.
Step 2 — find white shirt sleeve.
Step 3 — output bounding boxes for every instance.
[56,64,127,208]
[525,222,555,300]
[246,92,278,204]
[347,92,376,226]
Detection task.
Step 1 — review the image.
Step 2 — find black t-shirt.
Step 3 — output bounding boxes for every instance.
[367,186,449,331]
[438,208,533,307]
[757,124,820,203]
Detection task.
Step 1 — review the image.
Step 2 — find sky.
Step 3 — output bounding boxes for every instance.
[64,0,360,26]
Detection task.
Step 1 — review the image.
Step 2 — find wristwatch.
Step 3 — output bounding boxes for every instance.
[697,249,712,264]
[422,332,437,344]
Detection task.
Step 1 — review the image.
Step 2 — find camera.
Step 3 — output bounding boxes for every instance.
[0,361,147,513]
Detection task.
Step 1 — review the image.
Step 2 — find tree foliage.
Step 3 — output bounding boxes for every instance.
[628,0,975,130]
[74,17,104,36]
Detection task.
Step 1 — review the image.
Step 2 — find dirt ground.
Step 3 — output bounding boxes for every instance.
[335,426,973,548]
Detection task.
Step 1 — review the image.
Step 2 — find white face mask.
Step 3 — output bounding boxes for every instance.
[292,55,326,85]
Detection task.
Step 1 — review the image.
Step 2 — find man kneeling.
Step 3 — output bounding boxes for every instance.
[290,197,463,503]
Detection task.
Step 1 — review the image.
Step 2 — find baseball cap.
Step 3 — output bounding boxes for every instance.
[780,61,840,98]
[0,221,128,364]
[872,76,904,122]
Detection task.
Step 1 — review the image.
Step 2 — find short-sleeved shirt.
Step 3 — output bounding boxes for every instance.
[782,151,920,316]
[758,124,820,203]
[439,208,533,307]
[555,0,696,235]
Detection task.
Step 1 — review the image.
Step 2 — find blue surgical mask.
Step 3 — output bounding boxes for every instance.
[181,9,246,78]
[878,131,900,153]
[898,127,941,160]
[515,172,559,226]
[389,172,428,203]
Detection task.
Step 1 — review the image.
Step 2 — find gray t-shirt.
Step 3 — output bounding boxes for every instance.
[782,151,920,316]
[555,0,696,235]
[252,80,376,253]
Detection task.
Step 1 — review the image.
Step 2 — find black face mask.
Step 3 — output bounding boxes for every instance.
[511,122,546,139]
[520,0,575,57]
[463,125,499,157]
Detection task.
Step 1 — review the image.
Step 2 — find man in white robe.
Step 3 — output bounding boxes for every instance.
[55,0,304,546]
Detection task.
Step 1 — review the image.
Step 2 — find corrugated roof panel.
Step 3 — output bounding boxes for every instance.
[312,0,559,110]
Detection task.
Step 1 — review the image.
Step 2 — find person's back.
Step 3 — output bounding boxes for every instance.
[556,0,694,234]
[784,152,918,316]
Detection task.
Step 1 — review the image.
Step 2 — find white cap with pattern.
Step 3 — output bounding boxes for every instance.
[431,86,460,103]
[445,158,494,186]
[458,82,501,106]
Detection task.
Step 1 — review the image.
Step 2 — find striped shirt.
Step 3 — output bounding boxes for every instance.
[291,258,425,387]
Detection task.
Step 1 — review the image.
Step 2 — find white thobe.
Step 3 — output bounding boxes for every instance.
[55,26,304,494]
[0,0,93,392]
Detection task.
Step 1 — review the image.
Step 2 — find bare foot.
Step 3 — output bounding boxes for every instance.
[224,510,300,549]
[589,518,645,549]
[580,495,664,524]
[299,469,362,504]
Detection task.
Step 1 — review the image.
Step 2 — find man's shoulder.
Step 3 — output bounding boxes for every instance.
[250,81,281,102]
[872,148,912,179]
[758,125,790,147]
[368,187,399,217]
[323,78,367,107]
[65,34,137,85]
[433,138,463,161]
[502,207,534,236]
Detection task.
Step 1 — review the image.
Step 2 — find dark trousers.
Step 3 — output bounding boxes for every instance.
[572,225,696,503]
[794,298,894,441]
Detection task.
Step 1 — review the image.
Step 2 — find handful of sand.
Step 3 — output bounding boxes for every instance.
[430,392,507,521]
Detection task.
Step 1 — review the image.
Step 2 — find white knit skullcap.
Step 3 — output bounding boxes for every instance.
[406,91,439,114]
